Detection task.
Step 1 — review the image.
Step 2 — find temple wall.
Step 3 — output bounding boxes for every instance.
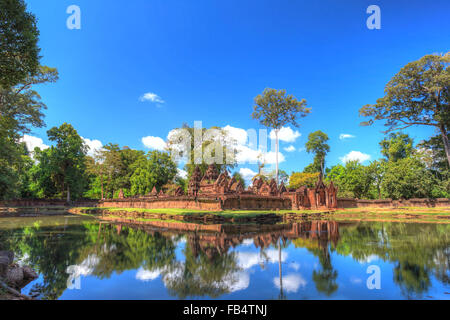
[221,195,292,210]
[1,197,448,211]
[100,197,223,211]
[337,198,450,208]
[0,199,98,207]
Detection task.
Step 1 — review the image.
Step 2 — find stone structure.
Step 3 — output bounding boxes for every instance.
[95,165,338,211]
[0,165,340,212]
[283,175,338,210]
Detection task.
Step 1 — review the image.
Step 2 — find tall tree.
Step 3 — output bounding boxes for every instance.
[289,172,320,189]
[360,53,450,167]
[379,132,414,162]
[167,123,236,179]
[252,88,310,185]
[305,130,330,176]
[130,150,177,196]
[0,0,40,89]
[232,172,246,188]
[0,67,58,199]
[47,123,88,202]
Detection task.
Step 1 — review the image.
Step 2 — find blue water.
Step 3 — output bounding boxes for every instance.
[1,215,449,300]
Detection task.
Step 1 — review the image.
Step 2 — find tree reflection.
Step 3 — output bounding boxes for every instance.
[0,217,448,300]
[335,222,450,298]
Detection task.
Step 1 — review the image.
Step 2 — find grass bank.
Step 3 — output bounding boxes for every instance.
[69,206,450,224]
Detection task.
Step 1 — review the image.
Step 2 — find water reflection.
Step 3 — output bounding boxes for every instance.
[0,216,448,300]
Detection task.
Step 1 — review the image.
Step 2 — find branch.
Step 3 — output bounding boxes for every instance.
[0,279,33,300]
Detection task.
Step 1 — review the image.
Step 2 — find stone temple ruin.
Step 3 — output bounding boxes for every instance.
[108,164,338,211]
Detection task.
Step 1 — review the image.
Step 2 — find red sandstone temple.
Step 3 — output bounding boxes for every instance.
[110,164,337,211]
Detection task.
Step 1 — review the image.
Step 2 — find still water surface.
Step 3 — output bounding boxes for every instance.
[0,215,449,300]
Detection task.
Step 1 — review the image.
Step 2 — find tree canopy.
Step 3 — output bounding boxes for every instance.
[0,0,41,88]
[252,88,310,184]
[360,53,450,167]
[305,130,330,175]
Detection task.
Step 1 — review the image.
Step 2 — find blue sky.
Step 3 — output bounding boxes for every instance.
[23,0,450,180]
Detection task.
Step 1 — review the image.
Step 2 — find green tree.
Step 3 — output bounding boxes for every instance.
[167,123,236,179]
[379,132,414,162]
[0,66,58,199]
[382,156,436,199]
[416,134,449,175]
[0,0,40,88]
[232,172,246,188]
[130,150,178,196]
[46,123,88,202]
[252,88,310,185]
[366,160,385,199]
[326,161,373,199]
[288,172,320,189]
[100,143,123,198]
[30,147,58,198]
[305,130,330,175]
[360,53,450,167]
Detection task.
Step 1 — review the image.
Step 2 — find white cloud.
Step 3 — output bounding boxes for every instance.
[239,168,257,181]
[225,271,250,292]
[273,273,307,293]
[66,254,99,281]
[289,262,300,271]
[340,151,371,163]
[223,125,249,146]
[139,92,165,104]
[270,127,301,143]
[241,239,254,246]
[236,249,288,270]
[339,134,356,140]
[177,168,188,179]
[284,145,296,152]
[20,135,49,153]
[223,125,285,165]
[350,277,363,284]
[136,268,161,281]
[82,137,103,157]
[142,136,167,151]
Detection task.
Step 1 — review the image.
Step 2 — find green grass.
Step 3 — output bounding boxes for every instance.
[72,206,450,222]
[75,207,292,219]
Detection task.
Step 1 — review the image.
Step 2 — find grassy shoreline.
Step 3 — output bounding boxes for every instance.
[2,205,449,223]
[68,206,450,224]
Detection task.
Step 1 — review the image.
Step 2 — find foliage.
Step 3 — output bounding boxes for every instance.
[305,130,330,175]
[381,156,437,199]
[0,67,58,200]
[30,123,88,201]
[379,132,414,162]
[289,172,320,189]
[232,172,246,188]
[360,53,450,167]
[252,88,310,184]
[326,161,373,199]
[252,88,310,129]
[130,150,178,195]
[0,0,40,88]
[167,123,236,180]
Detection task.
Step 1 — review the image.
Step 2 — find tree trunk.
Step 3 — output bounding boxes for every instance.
[100,172,104,200]
[67,184,71,203]
[275,129,279,186]
[278,238,283,299]
[440,125,450,168]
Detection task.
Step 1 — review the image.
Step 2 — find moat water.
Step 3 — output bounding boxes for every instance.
[0,215,449,300]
